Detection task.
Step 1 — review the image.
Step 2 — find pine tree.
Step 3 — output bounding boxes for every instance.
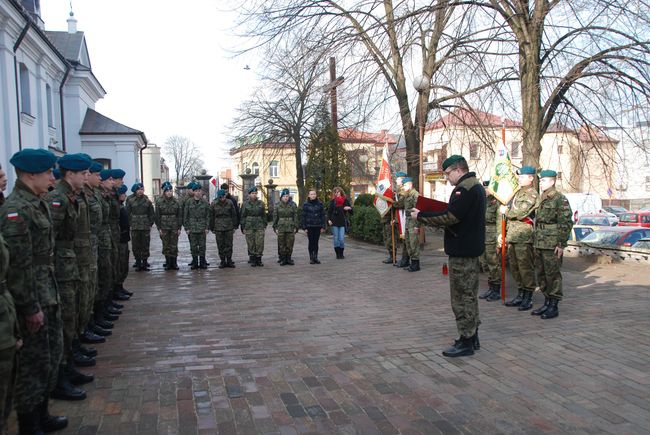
[305,106,350,202]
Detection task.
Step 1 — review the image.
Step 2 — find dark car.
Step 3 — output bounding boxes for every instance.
[576,213,617,227]
[580,226,650,248]
[603,205,628,217]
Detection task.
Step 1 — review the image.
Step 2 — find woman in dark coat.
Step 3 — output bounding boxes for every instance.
[327,186,353,259]
[301,189,326,264]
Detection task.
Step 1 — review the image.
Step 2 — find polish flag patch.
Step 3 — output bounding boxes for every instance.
[455,191,462,196]
[51,201,61,208]
[7,212,19,221]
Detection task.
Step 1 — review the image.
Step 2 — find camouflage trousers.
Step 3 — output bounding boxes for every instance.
[188,232,207,257]
[131,229,151,260]
[383,220,399,255]
[508,242,536,290]
[404,228,420,260]
[116,242,130,286]
[58,280,78,359]
[448,256,481,338]
[535,248,564,300]
[14,305,63,413]
[0,346,15,435]
[215,230,234,258]
[277,231,295,257]
[76,267,91,335]
[96,245,113,306]
[245,229,265,256]
[159,229,179,257]
[485,243,502,285]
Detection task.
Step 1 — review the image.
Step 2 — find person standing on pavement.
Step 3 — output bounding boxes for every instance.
[479,182,503,302]
[301,189,326,264]
[209,189,239,268]
[380,171,404,265]
[532,170,573,319]
[221,182,240,223]
[392,172,410,267]
[184,182,211,270]
[241,186,267,267]
[274,189,300,266]
[400,177,421,272]
[411,155,485,357]
[1,149,69,433]
[126,183,155,271]
[155,181,182,271]
[116,185,132,293]
[109,169,133,301]
[502,166,539,310]
[327,187,353,259]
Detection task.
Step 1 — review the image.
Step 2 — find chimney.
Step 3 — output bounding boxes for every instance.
[67,11,77,33]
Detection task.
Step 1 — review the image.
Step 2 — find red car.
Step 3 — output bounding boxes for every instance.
[580,226,650,247]
[618,211,650,228]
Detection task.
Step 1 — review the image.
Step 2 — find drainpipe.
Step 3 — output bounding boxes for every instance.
[139,139,148,183]
[13,23,30,151]
[58,66,71,151]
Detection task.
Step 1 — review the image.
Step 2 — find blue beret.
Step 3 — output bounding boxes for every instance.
[110,169,126,179]
[519,165,536,175]
[442,155,466,170]
[395,171,407,178]
[280,188,290,197]
[117,185,128,195]
[89,161,103,173]
[10,148,57,173]
[58,153,92,171]
[248,186,258,194]
[53,168,61,180]
[188,182,201,190]
[99,169,112,181]
[539,169,557,178]
[161,181,173,191]
[216,189,227,198]
[401,177,413,185]
[131,182,144,193]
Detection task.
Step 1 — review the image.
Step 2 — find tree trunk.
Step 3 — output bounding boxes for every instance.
[293,131,305,205]
[395,86,421,191]
[519,26,543,168]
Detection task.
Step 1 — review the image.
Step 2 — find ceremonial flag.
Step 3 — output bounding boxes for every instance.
[210,177,218,188]
[374,143,395,217]
[488,126,519,205]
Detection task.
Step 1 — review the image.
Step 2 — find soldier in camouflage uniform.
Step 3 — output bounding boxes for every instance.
[381,171,405,264]
[210,189,239,268]
[393,173,411,267]
[273,189,300,266]
[109,169,132,300]
[532,170,573,319]
[1,149,69,433]
[400,178,421,272]
[126,183,155,271]
[184,182,211,270]
[479,183,503,302]
[412,155,485,357]
[241,187,267,267]
[503,166,539,311]
[155,181,182,271]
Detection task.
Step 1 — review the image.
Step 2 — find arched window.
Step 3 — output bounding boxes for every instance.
[19,63,31,115]
[269,160,279,178]
[252,162,259,175]
[46,84,54,127]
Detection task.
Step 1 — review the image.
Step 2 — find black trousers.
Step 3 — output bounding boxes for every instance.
[307,228,321,255]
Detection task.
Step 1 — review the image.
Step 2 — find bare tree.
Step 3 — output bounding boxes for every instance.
[162,135,205,186]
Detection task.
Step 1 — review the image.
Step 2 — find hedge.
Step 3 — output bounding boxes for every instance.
[348,205,383,245]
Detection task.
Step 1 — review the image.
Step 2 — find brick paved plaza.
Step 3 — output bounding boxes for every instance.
[31,231,650,434]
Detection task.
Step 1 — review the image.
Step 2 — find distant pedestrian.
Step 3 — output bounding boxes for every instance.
[412,155,485,357]
[273,189,300,265]
[301,189,326,264]
[327,187,353,259]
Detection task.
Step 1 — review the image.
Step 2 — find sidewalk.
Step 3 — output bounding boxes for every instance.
[27,229,650,434]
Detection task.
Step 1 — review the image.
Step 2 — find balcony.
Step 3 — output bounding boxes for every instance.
[423,161,441,174]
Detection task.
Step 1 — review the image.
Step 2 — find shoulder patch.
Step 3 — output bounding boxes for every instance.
[51,201,61,208]
[7,211,21,221]
[455,191,462,196]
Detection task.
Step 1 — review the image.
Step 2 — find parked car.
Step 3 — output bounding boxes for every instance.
[603,205,628,217]
[632,237,650,249]
[617,211,650,228]
[564,193,602,223]
[576,213,617,227]
[571,225,596,242]
[580,226,650,247]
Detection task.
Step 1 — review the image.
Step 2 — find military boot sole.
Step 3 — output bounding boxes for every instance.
[41,415,69,432]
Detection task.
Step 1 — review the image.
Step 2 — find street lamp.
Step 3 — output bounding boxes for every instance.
[413,74,431,195]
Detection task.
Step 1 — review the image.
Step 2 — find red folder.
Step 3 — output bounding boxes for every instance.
[415,196,448,213]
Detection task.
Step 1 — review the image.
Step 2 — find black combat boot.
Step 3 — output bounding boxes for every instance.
[112,287,130,301]
[163,256,170,271]
[442,336,475,357]
[39,398,68,433]
[118,283,133,297]
[532,297,550,316]
[250,255,257,267]
[472,328,480,350]
[18,410,45,435]
[198,256,208,269]
[406,259,420,272]
[105,304,122,315]
[226,257,235,268]
[66,365,94,386]
[171,257,179,270]
[518,290,534,311]
[80,329,105,344]
[111,301,124,309]
[95,317,114,329]
[73,348,96,367]
[339,248,345,259]
[286,256,295,265]
[479,286,493,299]
[134,258,142,271]
[505,289,524,307]
[395,256,410,268]
[256,256,264,267]
[73,338,97,358]
[541,299,559,319]
[279,255,287,266]
[486,283,502,301]
[382,253,393,264]
[218,257,227,269]
[89,323,112,337]
[141,258,151,271]
[190,256,199,270]
[50,366,87,401]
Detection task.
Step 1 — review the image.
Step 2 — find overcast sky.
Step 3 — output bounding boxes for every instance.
[41,0,258,175]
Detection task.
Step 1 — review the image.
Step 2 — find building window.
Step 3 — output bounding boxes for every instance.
[19,63,31,115]
[511,142,520,158]
[270,160,279,178]
[252,162,259,175]
[469,143,479,160]
[46,84,54,127]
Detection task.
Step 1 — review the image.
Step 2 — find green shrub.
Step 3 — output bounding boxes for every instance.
[353,193,374,207]
[349,206,383,245]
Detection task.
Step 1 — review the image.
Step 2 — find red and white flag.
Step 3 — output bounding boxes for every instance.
[210,177,218,188]
[374,144,395,217]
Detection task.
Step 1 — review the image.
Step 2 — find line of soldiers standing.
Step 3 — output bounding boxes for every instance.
[0,149,134,435]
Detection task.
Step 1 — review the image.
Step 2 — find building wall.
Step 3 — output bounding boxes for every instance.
[142,144,162,199]
[81,137,142,189]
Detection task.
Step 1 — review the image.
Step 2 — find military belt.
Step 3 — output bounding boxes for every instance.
[32,254,54,265]
[55,240,75,248]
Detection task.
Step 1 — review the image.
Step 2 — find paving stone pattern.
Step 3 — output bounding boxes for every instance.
[25,230,650,434]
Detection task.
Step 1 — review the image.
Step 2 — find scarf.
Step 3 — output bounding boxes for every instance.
[335,196,345,207]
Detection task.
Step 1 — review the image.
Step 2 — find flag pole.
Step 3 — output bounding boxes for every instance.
[391,208,397,264]
[500,121,507,303]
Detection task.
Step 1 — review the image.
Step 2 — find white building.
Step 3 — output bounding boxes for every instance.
[0,0,146,189]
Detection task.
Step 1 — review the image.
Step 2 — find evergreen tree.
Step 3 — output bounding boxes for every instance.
[305,106,351,202]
